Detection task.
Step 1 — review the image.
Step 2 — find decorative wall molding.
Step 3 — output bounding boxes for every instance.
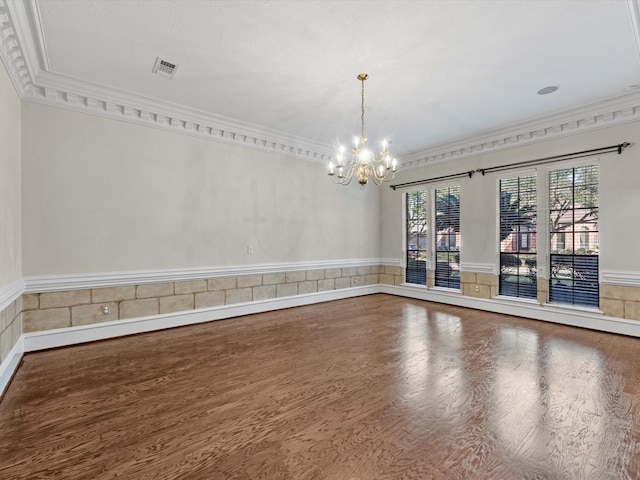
[380,284,640,338]
[0,278,24,312]
[600,269,640,287]
[23,259,385,293]
[460,262,497,275]
[2,0,640,169]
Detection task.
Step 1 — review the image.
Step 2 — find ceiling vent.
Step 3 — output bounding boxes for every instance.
[152,57,178,79]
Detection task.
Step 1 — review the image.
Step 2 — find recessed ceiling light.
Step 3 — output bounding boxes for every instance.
[537,85,559,95]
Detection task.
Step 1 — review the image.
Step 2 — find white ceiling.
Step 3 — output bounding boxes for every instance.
[5,0,640,165]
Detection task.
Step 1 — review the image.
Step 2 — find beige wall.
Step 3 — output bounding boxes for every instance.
[381,120,640,273]
[21,102,380,275]
[0,58,21,288]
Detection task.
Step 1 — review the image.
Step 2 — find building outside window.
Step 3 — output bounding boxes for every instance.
[499,174,537,299]
[434,185,460,289]
[405,190,427,285]
[549,164,599,307]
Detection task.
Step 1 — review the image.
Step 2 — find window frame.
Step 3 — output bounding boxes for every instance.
[545,160,600,308]
[403,189,429,286]
[432,182,461,291]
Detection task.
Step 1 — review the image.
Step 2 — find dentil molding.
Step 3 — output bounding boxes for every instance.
[2,0,640,167]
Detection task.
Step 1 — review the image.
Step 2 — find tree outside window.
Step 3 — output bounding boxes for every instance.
[549,165,599,307]
[499,175,537,299]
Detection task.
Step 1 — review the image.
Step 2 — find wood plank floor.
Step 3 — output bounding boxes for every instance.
[1,294,639,479]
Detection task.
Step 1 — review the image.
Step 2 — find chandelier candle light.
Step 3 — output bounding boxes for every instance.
[328,73,398,186]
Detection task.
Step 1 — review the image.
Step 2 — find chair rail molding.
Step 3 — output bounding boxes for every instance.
[0,278,25,313]
[600,269,640,287]
[460,263,497,275]
[22,259,386,293]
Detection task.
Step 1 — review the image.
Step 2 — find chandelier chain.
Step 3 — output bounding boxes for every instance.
[361,76,365,142]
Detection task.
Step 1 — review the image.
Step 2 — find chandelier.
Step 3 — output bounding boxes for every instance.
[328,73,398,186]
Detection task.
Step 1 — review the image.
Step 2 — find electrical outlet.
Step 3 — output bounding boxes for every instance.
[475,285,479,292]
[247,244,254,254]
[102,305,110,315]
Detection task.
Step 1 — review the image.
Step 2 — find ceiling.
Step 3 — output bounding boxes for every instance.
[4,0,640,166]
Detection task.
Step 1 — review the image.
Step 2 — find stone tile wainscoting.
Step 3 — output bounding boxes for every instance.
[459,272,640,321]
[21,266,403,333]
[13,267,640,336]
[0,297,22,364]
[599,284,640,320]
[460,273,498,300]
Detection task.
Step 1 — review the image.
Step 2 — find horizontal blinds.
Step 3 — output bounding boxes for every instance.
[434,185,460,289]
[499,175,537,299]
[405,191,427,285]
[549,165,599,307]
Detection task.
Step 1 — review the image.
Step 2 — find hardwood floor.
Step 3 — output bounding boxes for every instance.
[1,294,639,479]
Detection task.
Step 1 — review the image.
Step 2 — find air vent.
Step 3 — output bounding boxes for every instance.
[152,57,178,79]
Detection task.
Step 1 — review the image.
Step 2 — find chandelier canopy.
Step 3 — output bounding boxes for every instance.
[329,73,398,187]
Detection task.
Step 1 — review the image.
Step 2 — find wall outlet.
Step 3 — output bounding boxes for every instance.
[102,305,110,315]
[475,285,479,292]
[247,244,254,254]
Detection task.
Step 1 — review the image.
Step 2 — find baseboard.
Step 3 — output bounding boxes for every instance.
[0,336,24,398]
[22,285,378,352]
[380,284,640,337]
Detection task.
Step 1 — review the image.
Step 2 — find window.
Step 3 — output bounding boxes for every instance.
[549,165,599,307]
[405,190,427,285]
[499,175,537,299]
[434,185,460,289]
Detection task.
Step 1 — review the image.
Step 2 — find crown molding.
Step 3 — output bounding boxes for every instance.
[26,70,335,163]
[4,0,640,167]
[0,0,31,95]
[1,0,335,163]
[400,90,640,168]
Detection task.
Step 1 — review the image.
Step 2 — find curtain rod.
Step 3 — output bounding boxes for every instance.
[389,142,630,191]
[476,142,630,176]
[389,171,475,191]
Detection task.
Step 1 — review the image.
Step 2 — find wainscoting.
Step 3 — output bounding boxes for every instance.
[2,262,640,398]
